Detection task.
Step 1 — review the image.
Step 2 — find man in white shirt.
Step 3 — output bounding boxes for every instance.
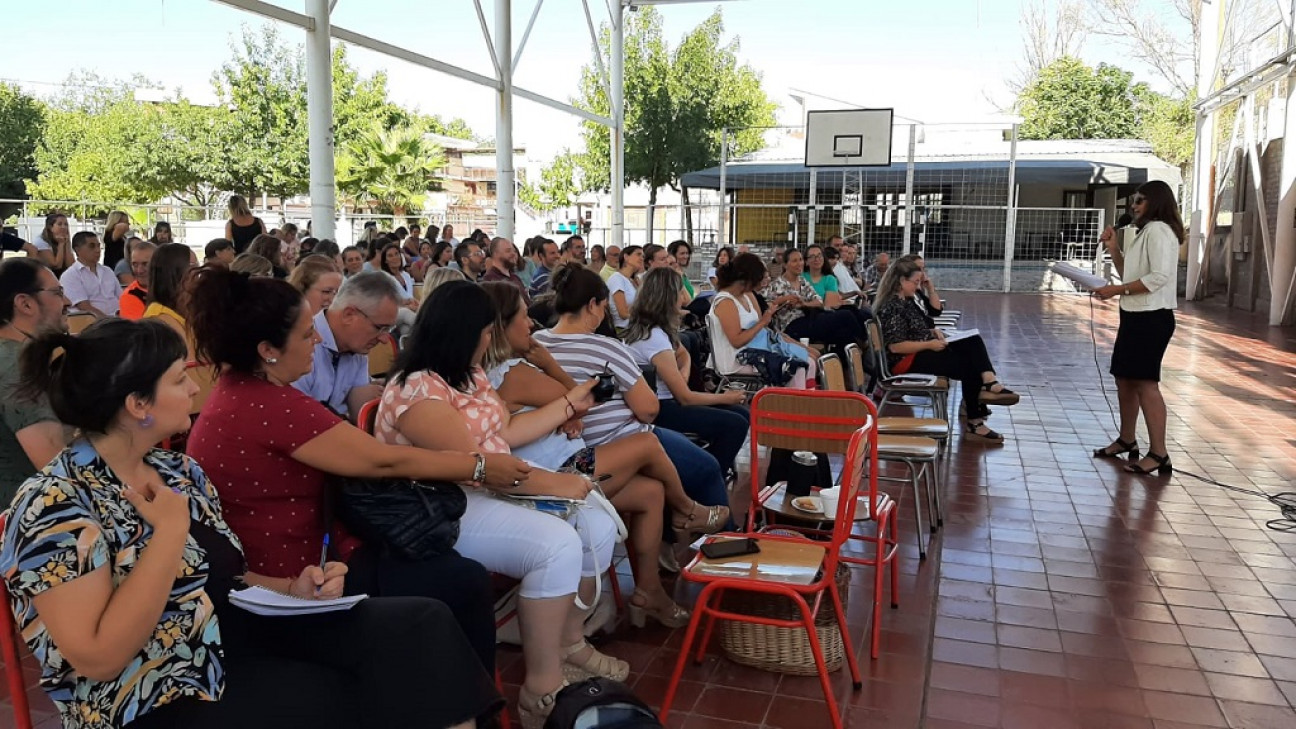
[60,232,122,318]
[827,235,862,299]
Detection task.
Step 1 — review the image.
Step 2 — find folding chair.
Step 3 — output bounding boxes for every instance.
[703,299,769,398]
[0,515,35,729]
[662,410,889,729]
[863,319,950,418]
[819,355,942,558]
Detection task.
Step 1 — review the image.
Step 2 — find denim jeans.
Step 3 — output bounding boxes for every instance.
[654,400,750,475]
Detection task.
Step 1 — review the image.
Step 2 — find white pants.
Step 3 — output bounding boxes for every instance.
[454,487,618,600]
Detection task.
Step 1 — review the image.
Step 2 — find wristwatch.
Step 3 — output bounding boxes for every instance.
[1123,286,1130,296]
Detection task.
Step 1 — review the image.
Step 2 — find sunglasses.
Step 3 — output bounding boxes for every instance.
[1132,196,1146,204]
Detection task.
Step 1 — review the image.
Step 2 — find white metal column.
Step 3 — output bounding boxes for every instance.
[1272,73,1296,324]
[609,5,625,250]
[902,124,916,255]
[1188,0,1222,300]
[807,169,818,245]
[495,0,515,240]
[718,128,729,248]
[1001,123,1019,293]
[305,0,336,240]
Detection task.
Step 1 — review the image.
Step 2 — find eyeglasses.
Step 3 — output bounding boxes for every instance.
[806,253,823,260]
[32,287,64,298]
[354,307,396,332]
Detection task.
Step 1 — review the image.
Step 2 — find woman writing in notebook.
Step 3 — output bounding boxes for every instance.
[0,319,500,729]
[873,259,1020,443]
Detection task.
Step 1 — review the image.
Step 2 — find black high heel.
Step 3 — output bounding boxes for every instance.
[1094,438,1139,462]
[1125,452,1172,475]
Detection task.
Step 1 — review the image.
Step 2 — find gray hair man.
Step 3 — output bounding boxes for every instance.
[292,271,401,420]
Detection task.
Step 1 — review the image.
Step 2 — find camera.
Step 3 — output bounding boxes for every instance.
[591,372,616,403]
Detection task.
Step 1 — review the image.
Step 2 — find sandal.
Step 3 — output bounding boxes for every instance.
[963,420,1004,444]
[671,500,729,537]
[518,681,567,729]
[1094,438,1139,462]
[629,590,691,629]
[1125,452,1173,475]
[561,640,629,683]
[978,381,1020,405]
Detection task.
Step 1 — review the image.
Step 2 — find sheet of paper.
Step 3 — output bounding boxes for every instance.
[229,585,367,616]
[1051,262,1108,290]
[942,328,980,343]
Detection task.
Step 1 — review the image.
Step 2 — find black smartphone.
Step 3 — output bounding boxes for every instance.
[700,538,760,560]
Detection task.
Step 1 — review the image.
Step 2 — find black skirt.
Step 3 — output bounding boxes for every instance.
[1110,308,1175,381]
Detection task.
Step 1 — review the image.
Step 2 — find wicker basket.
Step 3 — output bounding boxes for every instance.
[717,564,850,675]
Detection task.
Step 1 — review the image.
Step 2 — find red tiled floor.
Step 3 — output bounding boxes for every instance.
[2,292,1295,729]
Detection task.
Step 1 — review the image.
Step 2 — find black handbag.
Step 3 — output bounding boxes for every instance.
[334,477,466,561]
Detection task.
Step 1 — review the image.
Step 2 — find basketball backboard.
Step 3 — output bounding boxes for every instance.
[804,109,894,167]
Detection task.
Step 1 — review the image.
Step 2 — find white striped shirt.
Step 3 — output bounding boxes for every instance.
[531,330,649,446]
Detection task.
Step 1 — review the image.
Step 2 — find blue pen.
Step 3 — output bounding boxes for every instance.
[316,533,330,595]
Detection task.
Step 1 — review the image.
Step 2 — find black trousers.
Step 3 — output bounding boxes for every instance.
[909,335,996,419]
[785,309,865,347]
[128,597,503,729]
[344,545,498,674]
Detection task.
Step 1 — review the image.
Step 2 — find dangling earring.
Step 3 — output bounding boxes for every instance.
[264,357,278,365]
[139,414,155,428]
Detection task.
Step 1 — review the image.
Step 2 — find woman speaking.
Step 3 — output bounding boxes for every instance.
[1093,180,1182,475]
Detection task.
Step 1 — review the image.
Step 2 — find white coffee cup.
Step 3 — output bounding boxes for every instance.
[818,486,841,517]
[799,337,810,349]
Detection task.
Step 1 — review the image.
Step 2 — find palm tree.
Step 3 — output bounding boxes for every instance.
[336,123,446,216]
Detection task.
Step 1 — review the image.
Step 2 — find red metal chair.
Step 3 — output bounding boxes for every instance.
[745,388,900,658]
[0,515,35,729]
[660,393,887,729]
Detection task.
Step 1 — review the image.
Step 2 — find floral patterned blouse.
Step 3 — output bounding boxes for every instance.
[764,274,822,333]
[875,296,935,368]
[376,368,511,457]
[0,439,242,728]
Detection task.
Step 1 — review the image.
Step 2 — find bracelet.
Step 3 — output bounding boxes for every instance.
[470,452,487,484]
[562,394,576,418]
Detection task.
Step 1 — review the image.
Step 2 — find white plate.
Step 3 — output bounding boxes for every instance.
[790,496,824,514]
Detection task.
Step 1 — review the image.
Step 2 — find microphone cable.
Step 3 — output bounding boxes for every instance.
[1087,295,1296,532]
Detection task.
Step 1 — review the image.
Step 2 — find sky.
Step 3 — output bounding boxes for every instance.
[0,0,1182,165]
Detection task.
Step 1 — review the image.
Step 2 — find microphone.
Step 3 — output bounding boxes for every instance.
[1114,213,1133,228]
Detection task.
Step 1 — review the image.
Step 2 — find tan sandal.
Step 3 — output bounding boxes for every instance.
[561,640,629,683]
[671,500,729,537]
[518,681,567,729]
[629,590,691,629]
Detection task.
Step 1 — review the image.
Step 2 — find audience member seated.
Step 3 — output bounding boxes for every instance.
[204,238,237,267]
[599,245,621,282]
[528,238,561,298]
[410,240,436,282]
[248,234,289,279]
[711,253,816,389]
[533,264,731,529]
[482,237,529,303]
[707,246,734,290]
[118,240,156,320]
[606,245,643,331]
[288,253,343,314]
[666,240,697,302]
[230,252,273,277]
[374,281,630,727]
[114,237,142,287]
[901,253,945,319]
[479,281,716,621]
[60,231,122,319]
[31,212,75,275]
[873,259,1019,443]
[143,243,198,360]
[3,318,500,729]
[186,269,525,677]
[453,239,487,281]
[341,245,365,278]
[291,271,397,420]
[626,268,750,477]
[766,247,865,349]
[863,251,890,290]
[0,258,69,504]
[375,243,418,338]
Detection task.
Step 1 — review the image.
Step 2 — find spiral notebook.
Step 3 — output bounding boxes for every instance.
[229,585,368,616]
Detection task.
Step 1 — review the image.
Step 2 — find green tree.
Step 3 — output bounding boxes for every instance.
[520,150,581,211]
[575,7,776,239]
[29,98,162,207]
[0,83,45,205]
[1137,90,1194,169]
[336,124,446,216]
[1017,56,1147,139]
